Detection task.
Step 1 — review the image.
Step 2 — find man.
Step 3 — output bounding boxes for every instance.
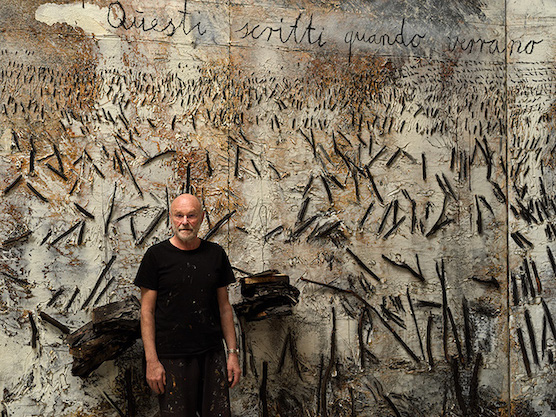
[135,193,241,416]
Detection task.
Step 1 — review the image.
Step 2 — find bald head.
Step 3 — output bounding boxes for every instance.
[169,194,204,249]
[170,194,202,215]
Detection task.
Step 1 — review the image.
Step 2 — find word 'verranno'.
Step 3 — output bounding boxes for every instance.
[447,36,543,55]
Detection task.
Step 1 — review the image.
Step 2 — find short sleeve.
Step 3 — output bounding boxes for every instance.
[217,247,235,288]
[134,247,159,290]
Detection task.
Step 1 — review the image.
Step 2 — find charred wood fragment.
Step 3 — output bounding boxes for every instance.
[49,221,81,247]
[435,174,455,200]
[302,175,314,198]
[411,201,417,233]
[475,195,483,234]
[524,309,539,365]
[490,181,506,204]
[382,216,405,239]
[74,202,95,219]
[141,149,176,166]
[320,175,333,204]
[406,288,425,360]
[383,394,402,417]
[103,391,125,417]
[69,178,79,196]
[469,352,483,413]
[288,214,318,242]
[447,307,464,361]
[234,271,299,321]
[462,297,473,363]
[478,195,494,215]
[113,205,149,222]
[359,202,374,229]
[471,275,500,288]
[320,308,337,417]
[547,246,556,277]
[45,163,68,181]
[203,210,236,241]
[357,308,373,368]
[417,300,442,308]
[308,220,343,242]
[385,148,402,167]
[39,311,70,334]
[516,327,532,377]
[136,208,167,246]
[82,255,117,310]
[234,145,240,177]
[369,145,386,166]
[365,167,383,204]
[541,298,556,342]
[301,278,419,363]
[297,198,310,224]
[511,273,520,306]
[522,259,536,298]
[2,174,22,195]
[185,163,191,193]
[115,141,142,196]
[426,197,453,238]
[260,361,269,417]
[426,314,435,368]
[346,248,380,281]
[114,151,125,175]
[382,255,424,281]
[29,312,38,348]
[542,316,548,359]
[65,287,80,312]
[46,288,65,307]
[93,277,115,306]
[104,183,117,235]
[450,356,468,416]
[380,301,405,329]
[437,260,450,362]
[264,225,283,242]
[52,143,64,173]
[2,230,32,247]
[277,331,303,379]
[277,331,291,373]
[377,202,393,235]
[26,182,48,202]
[69,296,140,377]
[77,221,86,245]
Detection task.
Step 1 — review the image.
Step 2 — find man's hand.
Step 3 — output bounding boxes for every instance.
[227,353,241,388]
[146,359,166,394]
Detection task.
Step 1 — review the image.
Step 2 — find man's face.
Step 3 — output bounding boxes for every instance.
[170,195,204,244]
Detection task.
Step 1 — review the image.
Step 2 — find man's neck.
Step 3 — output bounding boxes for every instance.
[169,235,202,251]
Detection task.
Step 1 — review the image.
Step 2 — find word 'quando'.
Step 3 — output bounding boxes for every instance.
[345,18,425,62]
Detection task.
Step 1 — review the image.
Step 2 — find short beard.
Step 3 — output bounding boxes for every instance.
[172,226,196,243]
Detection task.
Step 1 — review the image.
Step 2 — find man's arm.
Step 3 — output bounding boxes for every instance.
[217,286,241,388]
[140,287,166,394]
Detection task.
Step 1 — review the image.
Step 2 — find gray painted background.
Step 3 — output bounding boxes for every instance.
[0,0,555,415]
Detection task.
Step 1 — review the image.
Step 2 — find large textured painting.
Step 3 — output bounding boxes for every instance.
[1,0,555,416]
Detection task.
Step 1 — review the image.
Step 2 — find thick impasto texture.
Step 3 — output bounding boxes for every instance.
[0,1,554,415]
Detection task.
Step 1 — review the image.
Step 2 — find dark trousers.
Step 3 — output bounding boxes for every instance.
[158,349,231,417]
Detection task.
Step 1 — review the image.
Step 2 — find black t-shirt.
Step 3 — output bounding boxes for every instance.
[134,239,235,357]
